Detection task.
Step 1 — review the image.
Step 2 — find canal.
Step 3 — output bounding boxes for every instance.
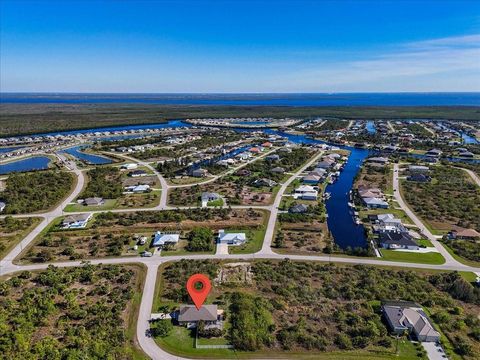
[61,145,113,165]
[0,156,51,175]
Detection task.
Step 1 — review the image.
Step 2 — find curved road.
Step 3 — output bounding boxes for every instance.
[1,152,479,360]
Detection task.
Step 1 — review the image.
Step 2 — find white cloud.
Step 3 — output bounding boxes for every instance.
[274,34,480,92]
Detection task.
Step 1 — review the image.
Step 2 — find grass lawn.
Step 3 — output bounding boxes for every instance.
[161,239,216,257]
[416,239,433,247]
[207,198,224,207]
[459,271,478,283]
[380,249,445,265]
[155,326,423,359]
[228,228,266,254]
[64,199,118,212]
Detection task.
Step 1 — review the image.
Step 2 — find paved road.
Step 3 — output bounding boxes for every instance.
[260,150,324,253]
[392,164,459,267]
[2,151,480,360]
[1,154,85,265]
[458,167,480,187]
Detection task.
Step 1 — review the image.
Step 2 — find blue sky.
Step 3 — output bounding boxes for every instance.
[1,0,479,92]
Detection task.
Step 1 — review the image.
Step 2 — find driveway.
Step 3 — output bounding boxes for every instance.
[422,342,448,360]
[216,243,229,255]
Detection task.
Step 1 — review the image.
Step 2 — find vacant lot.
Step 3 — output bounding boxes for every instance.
[0,216,41,259]
[155,260,480,359]
[401,165,480,232]
[1,171,74,214]
[0,263,146,359]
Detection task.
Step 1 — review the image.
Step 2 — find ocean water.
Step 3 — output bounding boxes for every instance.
[1,92,479,106]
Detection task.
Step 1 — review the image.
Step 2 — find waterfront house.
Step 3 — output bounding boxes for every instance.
[83,197,104,206]
[289,203,309,213]
[295,185,317,194]
[459,151,474,158]
[316,160,335,169]
[426,149,442,157]
[152,232,180,247]
[382,303,440,342]
[367,157,389,165]
[358,186,384,199]
[249,147,262,154]
[362,197,389,209]
[177,305,221,329]
[310,168,327,177]
[218,229,246,245]
[378,232,419,250]
[261,141,273,148]
[62,213,92,229]
[302,174,321,184]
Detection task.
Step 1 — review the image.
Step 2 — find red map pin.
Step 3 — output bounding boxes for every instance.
[186,274,212,310]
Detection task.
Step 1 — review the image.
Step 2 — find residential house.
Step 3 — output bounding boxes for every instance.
[128,169,147,177]
[316,160,335,169]
[271,166,285,174]
[62,213,92,229]
[266,154,280,162]
[125,184,151,193]
[408,165,429,174]
[218,229,246,245]
[295,185,317,194]
[372,214,407,233]
[426,149,442,157]
[310,168,327,177]
[177,305,221,329]
[407,174,431,182]
[450,228,480,241]
[83,197,104,206]
[121,163,138,170]
[152,232,180,247]
[289,203,309,213]
[358,187,384,199]
[253,178,277,187]
[459,151,474,158]
[302,174,321,184]
[201,192,222,207]
[191,168,208,177]
[367,157,389,165]
[362,197,389,209]
[261,141,273,148]
[236,169,251,176]
[249,147,262,154]
[382,303,440,342]
[378,232,419,250]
